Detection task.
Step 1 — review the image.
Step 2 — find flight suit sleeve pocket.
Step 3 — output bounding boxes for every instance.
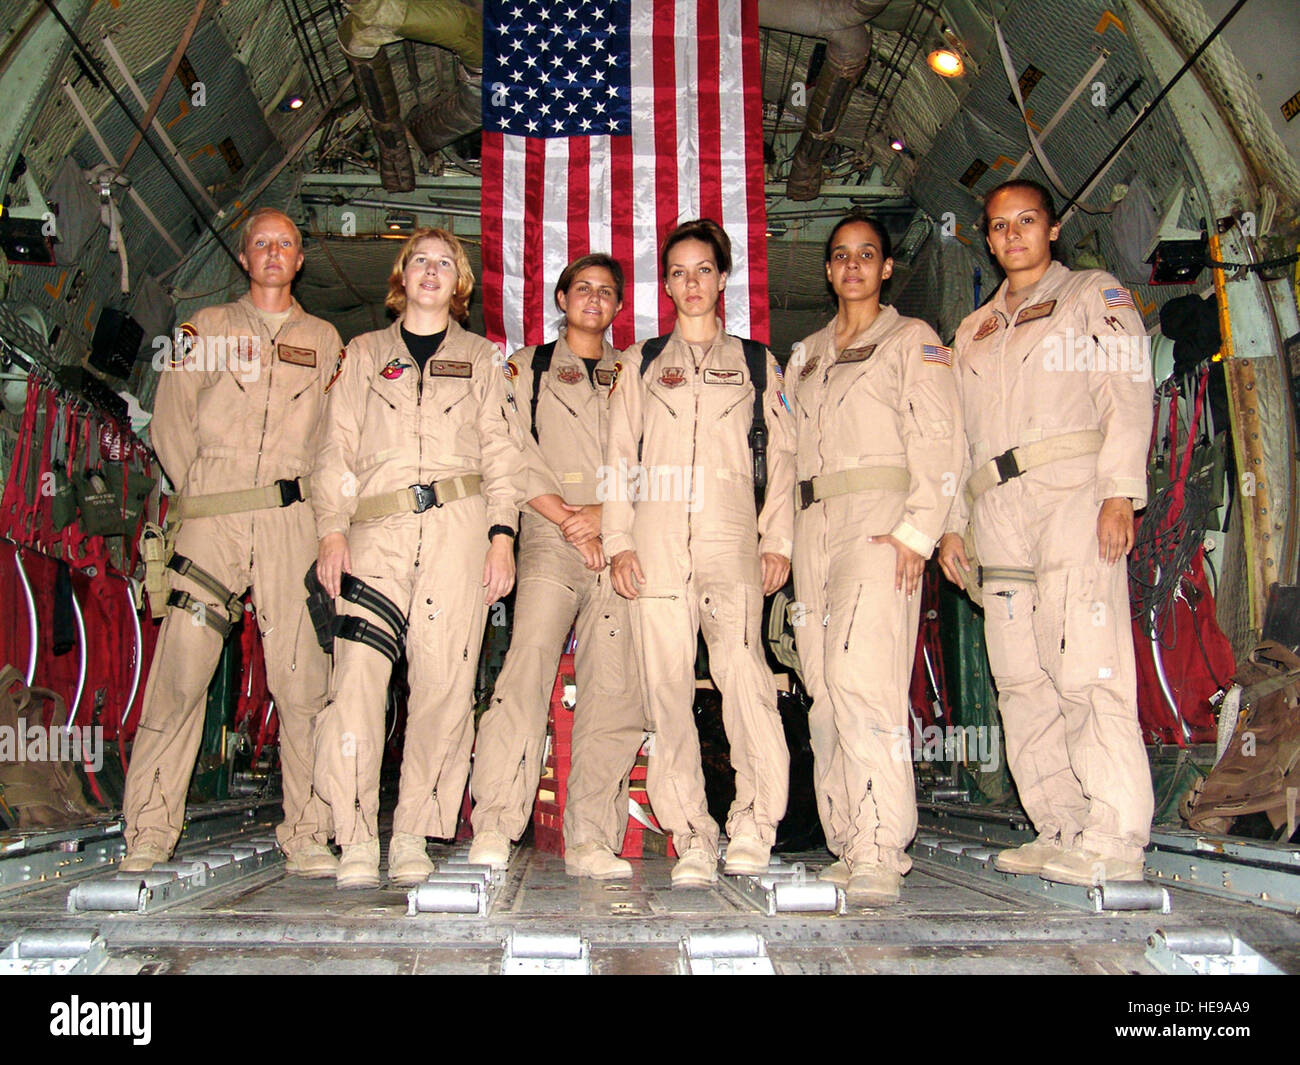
[907,380,955,439]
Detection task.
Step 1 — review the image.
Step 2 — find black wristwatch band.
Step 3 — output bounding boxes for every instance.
[488,524,516,542]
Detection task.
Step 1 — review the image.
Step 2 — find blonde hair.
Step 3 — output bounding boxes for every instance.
[385,227,474,321]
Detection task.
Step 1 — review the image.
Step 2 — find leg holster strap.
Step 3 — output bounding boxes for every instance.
[334,614,402,665]
[166,589,236,638]
[167,553,243,621]
[338,573,409,643]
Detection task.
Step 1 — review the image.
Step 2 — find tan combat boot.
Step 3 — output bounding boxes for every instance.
[565,842,632,880]
[846,864,901,907]
[467,829,510,870]
[284,841,339,879]
[994,835,1065,875]
[119,842,170,873]
[722,835,771,876]
[387,832,435,886]
[1039,848,1144,886]
[336,837,380,890]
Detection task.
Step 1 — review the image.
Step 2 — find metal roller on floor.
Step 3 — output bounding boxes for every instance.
[678,930,775,975]
[719,858,847,916]
[500,931,590,974]
[65,837,281,914]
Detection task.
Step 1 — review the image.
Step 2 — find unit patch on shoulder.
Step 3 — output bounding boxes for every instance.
[277,343,316,367]
[703,368,744,385]
[798,355,820,380]
[922,344,953,367]
[556,365,584,385]
[973,315,1000,341]
[428,359,473,378]
[658,365,687,389]
[1014,300,1056,326]
[595,368,616,387]
[836,344,876,364]
[381,358,410,380]
[1102,287,1135,310]
[325,348,347,392]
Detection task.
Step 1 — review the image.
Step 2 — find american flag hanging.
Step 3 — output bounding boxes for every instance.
[480,0,770,354]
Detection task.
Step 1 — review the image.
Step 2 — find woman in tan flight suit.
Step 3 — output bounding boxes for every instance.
[468,254,646,880]
[312,227,535,888]
[938,179,1154,886]
[786,212,964,906]
[604,219,795,889]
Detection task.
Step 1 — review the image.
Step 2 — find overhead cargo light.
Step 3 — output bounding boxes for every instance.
[889,137,906,152]
[927,49,964,78]
[386,212,415,233]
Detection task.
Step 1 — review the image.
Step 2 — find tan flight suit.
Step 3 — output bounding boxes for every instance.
[470,335,646,851]
[786,308,964,874]
[947,261,1154,862]
[312,319,536,845]
[603,324,795,854]
[124,295,340,856]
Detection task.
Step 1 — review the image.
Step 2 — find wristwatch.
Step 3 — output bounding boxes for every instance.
[488,524,516,542]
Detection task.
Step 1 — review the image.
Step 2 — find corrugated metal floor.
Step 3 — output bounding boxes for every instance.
[3,802,1297,975]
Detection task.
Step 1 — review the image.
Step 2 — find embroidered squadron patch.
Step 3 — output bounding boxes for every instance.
[172,322,198,368]
[277,343,316,367]
[658,366,687,388]
[922,344,953,367]
[702,368,743,385]
[1102,287,1135,310]
[1014,299,1056,326]
[503,358,519,380]
[557,365,584,384]
[798,356,820,380]
[381,358,410,380]
[428,359,473,378]
[325,348,347,392]
[836,344,876,364]
[973,315,1000,341]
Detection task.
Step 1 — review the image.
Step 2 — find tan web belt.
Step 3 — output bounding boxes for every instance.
[352,474,483,523]
[966,430,1103,501]
[798,465,910,510]
[173,476,310,520]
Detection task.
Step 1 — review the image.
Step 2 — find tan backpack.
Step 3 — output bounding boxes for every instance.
[0,665,99,828]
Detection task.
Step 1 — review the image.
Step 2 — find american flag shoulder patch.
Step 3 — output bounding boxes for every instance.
[922,344,953,367]
[1102,287,1135,310]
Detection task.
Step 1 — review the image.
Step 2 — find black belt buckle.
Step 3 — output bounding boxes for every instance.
[410,483,440,513]
[798,479,816,510]
[993,449,1021,485]
[276,478,303,507]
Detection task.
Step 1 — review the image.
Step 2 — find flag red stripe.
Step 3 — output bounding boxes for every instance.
[740,0,770,344]
[652,1,679,335]
[522,136,547,347]
[696,0,723,227]
[481,131,506,347]
[567,136,590,267]
[611,134,636,349]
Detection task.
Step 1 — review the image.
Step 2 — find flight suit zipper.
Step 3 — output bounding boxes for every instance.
[414,361,426,571]
[249,324,275,572]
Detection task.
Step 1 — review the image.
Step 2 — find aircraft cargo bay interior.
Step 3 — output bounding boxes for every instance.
[0,0,1297,992]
